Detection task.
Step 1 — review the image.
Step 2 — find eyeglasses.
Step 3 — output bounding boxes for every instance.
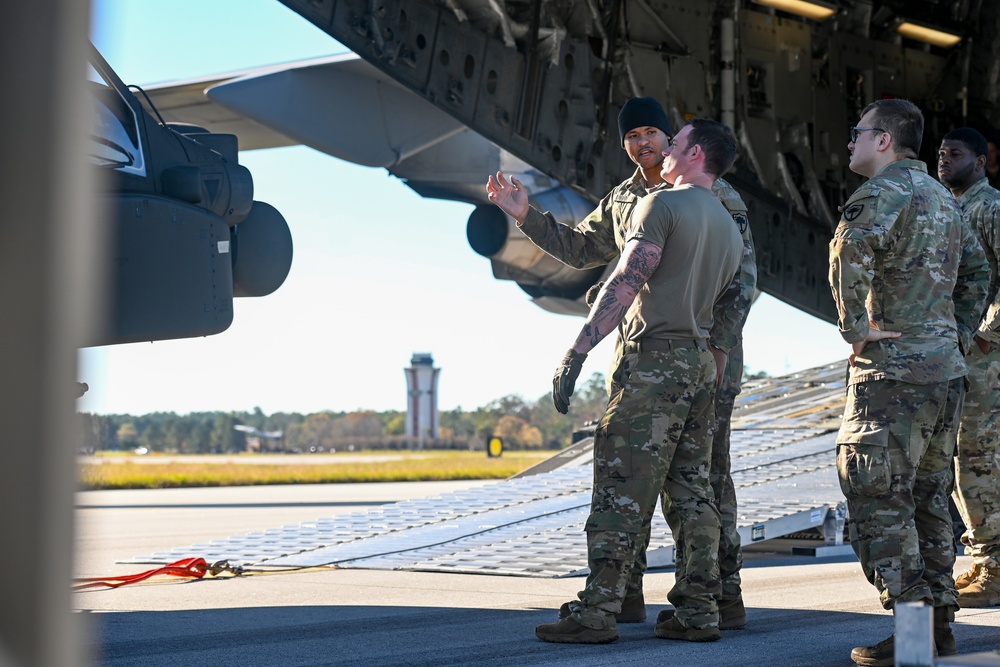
[850,126,886,143]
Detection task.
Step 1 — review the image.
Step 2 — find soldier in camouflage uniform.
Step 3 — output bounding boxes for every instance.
[492,118,743,644]
[829,100,990,667]
[486,96,757,630]
[937,127,1000,608]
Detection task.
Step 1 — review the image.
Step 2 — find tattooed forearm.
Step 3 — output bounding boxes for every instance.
[580,295,628,347]
[571,239,663,354]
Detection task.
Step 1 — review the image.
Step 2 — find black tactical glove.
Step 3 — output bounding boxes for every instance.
[585,281,605,308]
[552,349,587,414]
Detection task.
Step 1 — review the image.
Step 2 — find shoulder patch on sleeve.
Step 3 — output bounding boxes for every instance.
[732,211,749,234]
[843,203,864,222]
[837,185,881,228]
[837,196,877,227]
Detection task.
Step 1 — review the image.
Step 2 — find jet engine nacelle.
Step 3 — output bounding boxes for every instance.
[467,186,607,316]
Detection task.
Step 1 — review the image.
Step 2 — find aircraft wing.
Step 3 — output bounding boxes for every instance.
[140,70,298,151]
[143,53,466,168]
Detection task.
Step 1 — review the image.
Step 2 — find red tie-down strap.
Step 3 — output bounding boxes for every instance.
[73,557,242,590]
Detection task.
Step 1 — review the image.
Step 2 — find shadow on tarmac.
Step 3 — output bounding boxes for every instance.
[83,604,1000,667]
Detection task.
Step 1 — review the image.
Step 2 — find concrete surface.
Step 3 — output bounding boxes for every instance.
[74,483,1000,667]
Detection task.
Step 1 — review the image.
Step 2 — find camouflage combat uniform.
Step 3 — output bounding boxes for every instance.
[952,178,1000,600]
[828,159,990,611]
[656,181,756,607]
[562,184,743,632]
[519,170,757,606]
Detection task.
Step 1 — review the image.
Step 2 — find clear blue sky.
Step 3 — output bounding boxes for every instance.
[80,0,846,416]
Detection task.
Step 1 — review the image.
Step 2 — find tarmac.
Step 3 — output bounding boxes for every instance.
[74,482,1000,667]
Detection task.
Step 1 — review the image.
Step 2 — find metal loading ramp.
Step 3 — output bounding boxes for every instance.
[130,361,852,577]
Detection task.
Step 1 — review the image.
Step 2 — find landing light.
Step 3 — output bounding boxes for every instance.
[895,22,962,48]
[752,0,837,21]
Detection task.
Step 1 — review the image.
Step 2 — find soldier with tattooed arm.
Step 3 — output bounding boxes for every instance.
[511,118,742,644]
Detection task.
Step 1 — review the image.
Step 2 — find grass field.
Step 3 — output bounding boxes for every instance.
[78,450,554,490]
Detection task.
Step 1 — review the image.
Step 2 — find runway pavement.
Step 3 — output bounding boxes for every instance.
[74,482,1000,667]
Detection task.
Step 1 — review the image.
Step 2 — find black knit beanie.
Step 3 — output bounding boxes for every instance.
[617,97,673,145]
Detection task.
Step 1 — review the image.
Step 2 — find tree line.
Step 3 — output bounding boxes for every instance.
[77,373,613,454]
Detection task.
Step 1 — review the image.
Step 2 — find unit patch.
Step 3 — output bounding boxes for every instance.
[844,203,865,222]
[733,212,749,234]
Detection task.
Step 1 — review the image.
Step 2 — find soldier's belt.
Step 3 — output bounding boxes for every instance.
[623,338,707,354]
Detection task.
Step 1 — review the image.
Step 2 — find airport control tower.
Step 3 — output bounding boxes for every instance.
[404,353,439,448]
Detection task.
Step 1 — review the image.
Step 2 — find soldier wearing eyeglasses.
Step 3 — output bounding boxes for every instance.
[937,127,1000,610]
[829,99,990,667]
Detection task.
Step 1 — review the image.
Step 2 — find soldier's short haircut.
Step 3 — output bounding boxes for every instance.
[685,118,737,176]
[861,99,924,158]
[943,127,989,159]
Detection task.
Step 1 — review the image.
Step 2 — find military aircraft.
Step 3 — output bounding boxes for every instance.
[120,0,1000,328]
[87,45,293,346]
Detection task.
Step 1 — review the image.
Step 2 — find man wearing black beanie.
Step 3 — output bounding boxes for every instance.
[487,97,758,636]
[617,96,673,147]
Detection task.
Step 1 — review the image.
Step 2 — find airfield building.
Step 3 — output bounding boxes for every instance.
[404,353,439,448]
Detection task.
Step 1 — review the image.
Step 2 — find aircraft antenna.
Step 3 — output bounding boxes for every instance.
[128,84,168,127]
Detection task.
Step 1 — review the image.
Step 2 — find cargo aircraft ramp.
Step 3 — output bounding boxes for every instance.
[131,361,853,576]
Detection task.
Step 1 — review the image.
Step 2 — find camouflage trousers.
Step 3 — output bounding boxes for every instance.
[626,342,745,601]
[836,377,963,610]
[570,341,722,631]
[954,345,1000,566]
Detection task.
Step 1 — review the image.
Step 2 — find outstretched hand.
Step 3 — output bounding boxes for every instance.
[486,171,530,223]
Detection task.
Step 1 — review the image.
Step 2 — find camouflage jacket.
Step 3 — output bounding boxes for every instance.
[957,177,1000,345]
[518,168,757,352]
[828,159,990,385]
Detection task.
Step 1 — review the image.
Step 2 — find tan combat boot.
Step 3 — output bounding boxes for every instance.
[852,606,958,666]
[850,634,894,667]
[954,562,983,590]
[653,614,721,642]
[958,565,1000,607]
[656,595,747,630]
[535,614,618,644]
[558,591,646,623]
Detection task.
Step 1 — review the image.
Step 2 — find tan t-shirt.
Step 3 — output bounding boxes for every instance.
[622,183,743,342]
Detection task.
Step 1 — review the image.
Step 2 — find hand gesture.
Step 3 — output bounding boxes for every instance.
[486,171,530,223]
